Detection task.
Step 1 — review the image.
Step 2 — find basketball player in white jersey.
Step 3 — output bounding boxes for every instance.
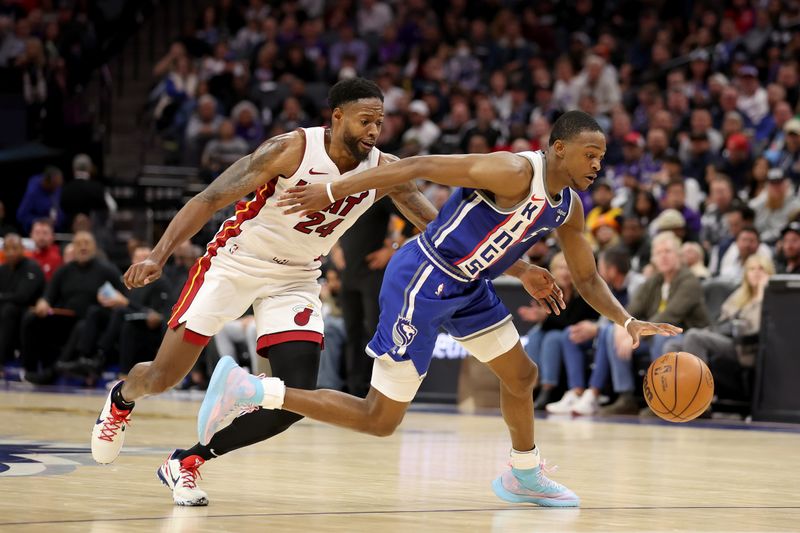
[89,79,451,505]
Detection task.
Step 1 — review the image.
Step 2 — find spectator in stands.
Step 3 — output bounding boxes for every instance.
[28,218,61,281]
[230,100,264,151]
[681,241,711,280]
[626,189,660,229]
[0,201,15,237]
[521,252,598,410]
[651,208,687,242]
[574,54,621,115]
[719,132,754,189]
[461,98,503,151]
[667,255,774,403]
[21,231,126,384]
[588,213,621,253]
[718,226,772,282]
[356,0,393,39]
[0,234,44,366]
[274,96,310,131]
[745,157,769,201]
[736,65,769,127]
[701,175,735,251]
[585,179,621,234]
[115,247,173,380]
[552,247,644,416]
[661,180,702,240]
[316,266,347,391]
[775,117,800,186]
[328,25,369,75]
[620,216,651,272]
[608,130,645,193]
[185,94,223,166]
[16,166,64,233]
[777,221,800,274]
[750,168,800,244]
[401,100,440,155]
[60,154,114,230]
[201,119,249,180]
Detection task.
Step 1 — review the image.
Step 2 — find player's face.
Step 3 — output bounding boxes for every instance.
[557,131,607,191]
[336,98,384,161]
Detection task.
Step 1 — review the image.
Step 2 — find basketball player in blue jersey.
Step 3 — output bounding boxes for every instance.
[197,110,682,507]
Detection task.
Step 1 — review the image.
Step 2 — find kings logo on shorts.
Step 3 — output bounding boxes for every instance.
[392,317,418,347]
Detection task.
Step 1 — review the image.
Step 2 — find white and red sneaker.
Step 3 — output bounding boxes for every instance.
[157,450,209,506]
[91,383,133,464]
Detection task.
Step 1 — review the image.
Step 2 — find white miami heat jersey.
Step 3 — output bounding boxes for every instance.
[209,127,380,270]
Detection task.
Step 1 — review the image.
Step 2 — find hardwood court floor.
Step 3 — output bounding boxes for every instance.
[0,388,798,532]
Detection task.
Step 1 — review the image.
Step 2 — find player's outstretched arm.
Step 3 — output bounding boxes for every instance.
[374,153,440,232]
[556,191,682,348]
[124,132,303,289]
[278,152,530,216]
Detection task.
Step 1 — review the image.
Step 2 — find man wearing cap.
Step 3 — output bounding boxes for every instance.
[718,132,753,189]
[737,65,768,126]
[61,154,116,233]
[401,100,441,155]
[749,168,800,244]
[651,208,688,242]
[777,221,800,274]
[606,131,644,192]
[776,117,800,185]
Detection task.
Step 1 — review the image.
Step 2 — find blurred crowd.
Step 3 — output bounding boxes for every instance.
[0,0,99,145]
[2,0,800,415]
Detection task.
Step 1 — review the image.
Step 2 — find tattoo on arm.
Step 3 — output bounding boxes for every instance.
[196,133,293,208]
[389,182,438,232]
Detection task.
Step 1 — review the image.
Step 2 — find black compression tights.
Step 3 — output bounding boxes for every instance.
[179,341,320,460]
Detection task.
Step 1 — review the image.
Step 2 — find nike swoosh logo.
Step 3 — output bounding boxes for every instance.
[309,168,327,175]
[95,417,102,425]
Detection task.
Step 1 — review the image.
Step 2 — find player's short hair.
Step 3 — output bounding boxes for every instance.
[328,78,384,109]
[599,246,631,275]
[548,110,603,146]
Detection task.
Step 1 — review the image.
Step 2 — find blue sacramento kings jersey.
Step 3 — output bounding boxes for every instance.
[418,151,574,282]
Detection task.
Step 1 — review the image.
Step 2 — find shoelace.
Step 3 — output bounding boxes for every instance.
[509,459,563,490]
[98,405,131,442]
[179,462,203,489]
[236,373,267,417]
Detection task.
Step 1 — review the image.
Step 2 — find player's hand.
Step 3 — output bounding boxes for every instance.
[277,183,331,216]
[124,258,162,289]
[518,265,565,315]
[626,319,683,349]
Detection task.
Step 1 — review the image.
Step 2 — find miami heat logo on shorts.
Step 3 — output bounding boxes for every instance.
[392,317,418,347]
[292,304,318,326]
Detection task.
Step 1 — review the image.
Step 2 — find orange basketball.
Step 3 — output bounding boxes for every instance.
[643,352,714,422]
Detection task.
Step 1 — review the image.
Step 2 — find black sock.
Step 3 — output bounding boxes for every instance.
[111,381,135,410]
[178,443,217,462]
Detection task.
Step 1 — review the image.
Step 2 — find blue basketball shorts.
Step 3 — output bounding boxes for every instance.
[366,240,520,402]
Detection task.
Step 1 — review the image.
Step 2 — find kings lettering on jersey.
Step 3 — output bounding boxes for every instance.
[419,151,573,282]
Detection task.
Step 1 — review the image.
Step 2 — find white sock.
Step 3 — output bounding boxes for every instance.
[259,377,286,409]
[510,446,541,470]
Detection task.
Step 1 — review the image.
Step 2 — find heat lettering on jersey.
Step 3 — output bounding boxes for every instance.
[292,180,370,238]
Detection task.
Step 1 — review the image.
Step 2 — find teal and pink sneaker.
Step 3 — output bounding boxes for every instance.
[197,356,285,445]
[492,462,580,507]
